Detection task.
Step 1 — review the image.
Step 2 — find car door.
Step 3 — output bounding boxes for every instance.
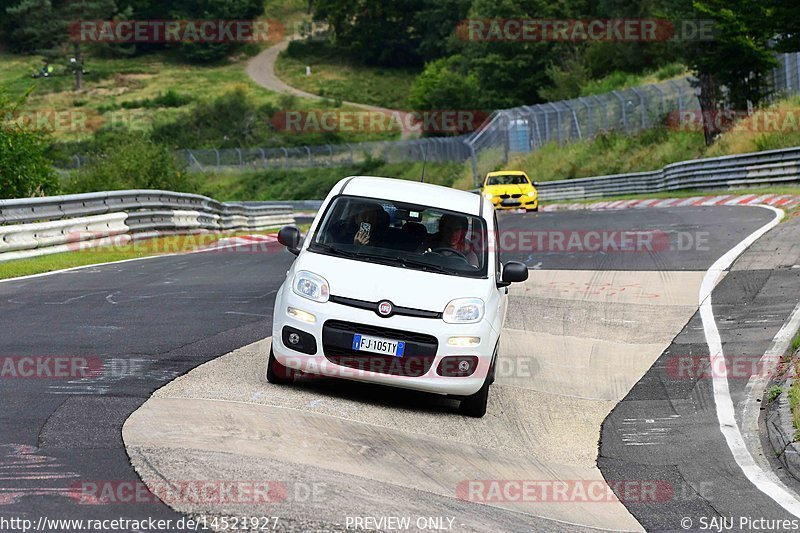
[492,212,509,328]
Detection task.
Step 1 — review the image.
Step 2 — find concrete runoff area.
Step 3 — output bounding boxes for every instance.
[124,268,713,531]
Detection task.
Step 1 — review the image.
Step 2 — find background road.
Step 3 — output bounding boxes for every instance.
[0,206,792,531]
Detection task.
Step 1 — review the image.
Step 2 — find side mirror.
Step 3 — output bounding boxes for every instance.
[277,226,301,256]
[498,261,528,287]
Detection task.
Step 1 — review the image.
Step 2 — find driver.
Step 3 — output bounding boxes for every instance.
[422,214,479,267]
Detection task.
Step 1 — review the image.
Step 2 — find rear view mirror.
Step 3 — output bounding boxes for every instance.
[498,261,528,287]
[277,226,301,255]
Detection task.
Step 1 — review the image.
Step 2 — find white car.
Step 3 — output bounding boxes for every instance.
[268,176,528,417]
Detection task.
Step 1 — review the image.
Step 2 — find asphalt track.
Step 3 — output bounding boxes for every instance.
[0,205,796,532]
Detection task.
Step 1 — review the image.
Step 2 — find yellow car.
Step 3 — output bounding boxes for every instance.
[481,171,538,212]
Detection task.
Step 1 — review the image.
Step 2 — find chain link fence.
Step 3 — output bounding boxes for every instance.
[62,52,800,187]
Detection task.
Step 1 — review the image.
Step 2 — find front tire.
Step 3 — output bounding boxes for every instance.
[526,206,539,212]
[459,375,490,418]
[267,346,294,385]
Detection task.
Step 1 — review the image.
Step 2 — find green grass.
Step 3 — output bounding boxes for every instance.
[0,230,277,280]
[275,41,418,109]
[195,159,467,201]
[1,46,389,144]
[579,63,688,96]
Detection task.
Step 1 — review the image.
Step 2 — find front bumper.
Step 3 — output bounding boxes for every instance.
[271,289,497,396]
[487,196,538,210]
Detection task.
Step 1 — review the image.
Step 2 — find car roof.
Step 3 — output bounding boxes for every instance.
[333,176,484,216]
[486,170,527,176]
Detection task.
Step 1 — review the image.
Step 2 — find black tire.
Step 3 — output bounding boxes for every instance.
[267,346,294,385]
[526,206,539,212]
[459,375,490,418]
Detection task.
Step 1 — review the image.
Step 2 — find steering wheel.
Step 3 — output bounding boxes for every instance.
[430,247,468,261]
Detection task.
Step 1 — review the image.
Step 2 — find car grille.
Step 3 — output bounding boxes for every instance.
[322,320,438,377]
[498,193,523,199]
[329,295,442,319]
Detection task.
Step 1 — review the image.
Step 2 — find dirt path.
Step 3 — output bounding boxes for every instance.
[246,40,416,139]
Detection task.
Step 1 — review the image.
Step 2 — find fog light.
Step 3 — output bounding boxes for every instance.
[282,326,317,355]
[447,336,480,347]
[437,356,479,377]
[288,306,316,324]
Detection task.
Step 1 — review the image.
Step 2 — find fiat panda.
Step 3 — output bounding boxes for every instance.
[269,176,527,417]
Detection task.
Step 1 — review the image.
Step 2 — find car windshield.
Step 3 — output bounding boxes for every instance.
[486,174,529,185]
[309,196,488,278]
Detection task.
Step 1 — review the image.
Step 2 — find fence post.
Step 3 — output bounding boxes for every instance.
[259,148,266,168]
[469,142,480,188]
[236,148,243,169]
[612,91,627,132]
[502,113,510,163]
[282,147,289,168]
[579,98,592,138]
[631,87,646,129]
[669,80,683,116]
[795,52,800,94]
[304,146,312,165]
[214,149,220,169]
[346,143,354,164]
[563,101,581,140]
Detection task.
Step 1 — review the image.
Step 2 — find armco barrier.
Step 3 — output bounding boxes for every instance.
[0,190,295,263]
[537,146,800,201]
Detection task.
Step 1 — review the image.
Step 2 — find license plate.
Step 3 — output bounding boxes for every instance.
[352,334,405,357]
[502,198,519,205]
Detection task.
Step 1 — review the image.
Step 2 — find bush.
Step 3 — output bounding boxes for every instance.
[120,90,193,110]
[0,88,59,199]
[150,88,276,149]
[62,130,193,194]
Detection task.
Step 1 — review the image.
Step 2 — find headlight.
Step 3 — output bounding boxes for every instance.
[292,270,330,302]
[527,190,537,197]
[443,298,485,324]
[483,192,493,199]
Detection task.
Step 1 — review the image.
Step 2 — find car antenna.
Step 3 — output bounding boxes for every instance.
[420,144,429,183]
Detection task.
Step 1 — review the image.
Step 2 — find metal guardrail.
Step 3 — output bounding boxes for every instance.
[536,146,800,200]
[0,190,295,262]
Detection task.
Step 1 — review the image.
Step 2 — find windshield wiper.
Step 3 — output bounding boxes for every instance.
[311,243,358,258]
[354,251,452,274]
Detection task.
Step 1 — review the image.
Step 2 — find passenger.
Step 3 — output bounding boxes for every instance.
[423,214,479,266]
[353,205,389,247]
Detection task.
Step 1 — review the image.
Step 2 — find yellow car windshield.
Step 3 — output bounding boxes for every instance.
[486,175,529,186]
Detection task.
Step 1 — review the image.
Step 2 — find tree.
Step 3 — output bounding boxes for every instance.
[664,0,777,145]
[408,55,480,111]
[4,0,62,54]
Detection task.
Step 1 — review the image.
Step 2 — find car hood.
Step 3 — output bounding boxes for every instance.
[483,183,533,195]
[294,250,490,313]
